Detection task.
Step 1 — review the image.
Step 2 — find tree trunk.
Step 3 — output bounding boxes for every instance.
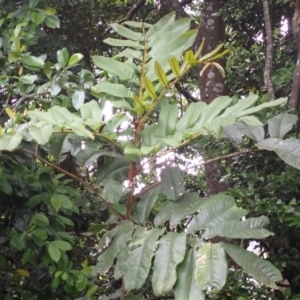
[159,0,228,195]
[196,0,228,195]
[290,0,300,111]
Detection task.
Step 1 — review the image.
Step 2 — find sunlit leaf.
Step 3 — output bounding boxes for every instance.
[195,242,227,291]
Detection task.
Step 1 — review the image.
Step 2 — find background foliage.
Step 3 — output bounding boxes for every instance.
[0,0,300,300]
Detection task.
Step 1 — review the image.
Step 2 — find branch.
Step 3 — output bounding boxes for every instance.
[23,148,126,220]
[103,0,146,36]
[120,0,146,23]
[262,0,275,101]
[184,148,263,172]
[175,83,199,102]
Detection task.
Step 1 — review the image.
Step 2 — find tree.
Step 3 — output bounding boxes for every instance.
[1,1,300,299]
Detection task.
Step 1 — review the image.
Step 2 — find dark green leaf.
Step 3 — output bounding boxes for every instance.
[161,166,184,200]
[44,15,60,28]
[57,48,69,68]
[48,243,61,263]
[50,194,62,211]
[51,240,72,251]
[9,233,26,252]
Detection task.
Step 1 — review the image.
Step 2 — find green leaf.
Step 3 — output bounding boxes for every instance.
[19,74,38,84]
[29,0,39,8]
[155,61,168,87]
[51,240,72,251]
[76,148,119,167]
[44,15,60,28]
[123,20,152,28]
[169,56,181,77]
[221,94,259,118]
[203,216,273,239]
[10,233,26,252]
[101,179,124,204]
[96,157,130,183]
[238,115,263,126]
[80,100,102,122]
[45,7,56,15]
[156,103,178,137]
[68,53,84,66]
[176,102,206,132]
[54,194,73,210]
[114,48,143,60]
[91,82,132,98]
[32,213,49,227]
[57,48,69,68]
[150,29,197,65]
[154,193,204,227]
[152,232,186,296]
[144,77,157,99]
[97,221,134,274]
[48,133,80,163]
[268,113,297,139]
[21,55,45,68]
[50,194,62,211]
[187,194,247,233]
[237,97,287,117]
[223,242,282,289]
[72,90,85,110]
[103,38,142,49]
[196,96,233,127]
[123,228,165,292]
[136,184,162,225]
[169,193,206,229]
[31,11,45,24]
[236,122,264,143]
[0,133,23,151]
[147,12,176,38]
[32,228,47,240]
[175,248,205,300]
[58,216,74,226]
[109,23,143,41]
[48,243,61,263]
[257,138,300,169]
[195,242,227,291]
[161,167,184,200]
[0,178,13,195]
[85,285,98,297]
[29,123,53,145]
[92,56,138,82]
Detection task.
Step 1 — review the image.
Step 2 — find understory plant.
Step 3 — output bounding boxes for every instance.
[1,7,300,299]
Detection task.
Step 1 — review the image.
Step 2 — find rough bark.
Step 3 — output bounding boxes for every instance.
[262,0,275,101]
[290,0,300,111]
[196,0,228,195]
